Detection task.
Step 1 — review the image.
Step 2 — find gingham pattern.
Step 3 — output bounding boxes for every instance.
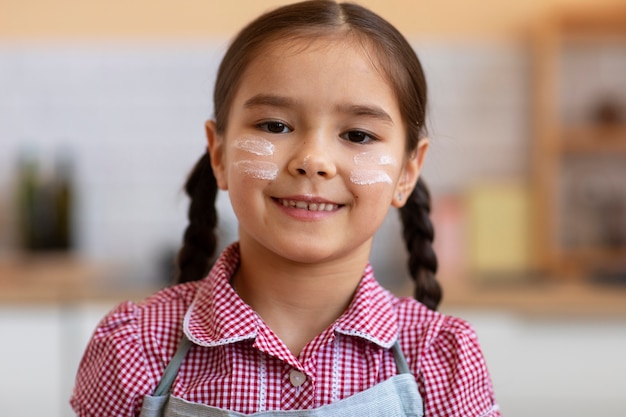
[71,243,500,417]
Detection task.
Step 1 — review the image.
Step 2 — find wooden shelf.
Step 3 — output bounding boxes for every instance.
[559,246,626,265]
[557,8,626,35]
[532,9,626,282]
[560,125,626,154]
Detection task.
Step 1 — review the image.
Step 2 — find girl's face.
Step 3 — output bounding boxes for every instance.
[207,36,427,265]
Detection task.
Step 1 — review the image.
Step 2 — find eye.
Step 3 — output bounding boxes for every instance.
[341,130,378,144]
[257,121,291,134]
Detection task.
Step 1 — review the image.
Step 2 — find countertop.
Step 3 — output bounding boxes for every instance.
[0,252,159,305]
[2,253,626,317]
[439,279,626,318]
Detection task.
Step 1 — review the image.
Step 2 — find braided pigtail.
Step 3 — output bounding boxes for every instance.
[176,152,219,284]
[399,177,441,310]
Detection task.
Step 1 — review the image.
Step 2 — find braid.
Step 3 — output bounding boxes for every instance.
[176,152,219,284]
[399,178,441,310]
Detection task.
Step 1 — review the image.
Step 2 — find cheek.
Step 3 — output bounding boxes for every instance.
[234,160,278,180]
[235,135,275,156]
[349,151,398,187]
[349,169,392,185]
[231,135,279,181]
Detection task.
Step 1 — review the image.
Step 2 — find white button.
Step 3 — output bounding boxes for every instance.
[289,369,306,387]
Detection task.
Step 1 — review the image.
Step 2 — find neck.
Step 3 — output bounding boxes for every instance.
[233,239,370,356]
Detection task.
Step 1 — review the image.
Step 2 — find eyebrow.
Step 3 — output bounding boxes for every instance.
[243,94,295,109]
[335,103,394,124]
[243,94,394,124]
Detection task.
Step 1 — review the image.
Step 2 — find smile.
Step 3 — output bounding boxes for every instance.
[277,198,340,212]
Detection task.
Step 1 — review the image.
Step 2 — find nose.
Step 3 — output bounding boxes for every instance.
[287,136,337,179]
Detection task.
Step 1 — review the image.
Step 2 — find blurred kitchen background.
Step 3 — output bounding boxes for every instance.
[1,0,626,416]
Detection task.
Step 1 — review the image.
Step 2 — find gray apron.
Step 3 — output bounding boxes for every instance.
[139,336,424,417]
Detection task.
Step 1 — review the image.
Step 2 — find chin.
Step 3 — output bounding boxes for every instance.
[280,243,366,266]
[265,241,329,262]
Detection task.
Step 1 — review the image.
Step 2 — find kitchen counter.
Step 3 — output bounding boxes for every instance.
[439,279,626,318]
[2,253,626,317]
[0,252,160,305]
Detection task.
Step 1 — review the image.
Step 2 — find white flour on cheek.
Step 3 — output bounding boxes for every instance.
[234,135,275,156]
[234,160,279,180]
[353,151,397,166]
[233,136,278,180]
[350,169,392,185]
[349,151,396,185]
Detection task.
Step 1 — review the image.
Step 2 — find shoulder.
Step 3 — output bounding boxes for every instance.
[392,296,479,355]
[91,281,200,348]
[70,281,202,417]
[136,281,202,334]
[392,296,500,417]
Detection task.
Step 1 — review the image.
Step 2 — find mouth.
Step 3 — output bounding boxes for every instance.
[274,198,341,212]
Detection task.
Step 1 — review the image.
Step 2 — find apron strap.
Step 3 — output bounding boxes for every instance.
[391,340,412,375]
[153,336,193,396]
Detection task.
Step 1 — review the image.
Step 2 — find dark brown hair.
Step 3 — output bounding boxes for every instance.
[177,0,441,310]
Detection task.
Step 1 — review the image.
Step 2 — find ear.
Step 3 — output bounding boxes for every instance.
[392,138,429,208]
[205,120,229,190]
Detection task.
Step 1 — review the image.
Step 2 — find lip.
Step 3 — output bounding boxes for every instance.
[272,195,343,219]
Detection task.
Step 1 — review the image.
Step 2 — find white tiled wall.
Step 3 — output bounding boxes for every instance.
[0,40,530,286]
[416,41,531,192]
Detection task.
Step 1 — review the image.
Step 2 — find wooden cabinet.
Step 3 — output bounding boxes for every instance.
[532,7,626,280]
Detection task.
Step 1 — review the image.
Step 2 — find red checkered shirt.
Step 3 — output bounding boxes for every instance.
[71,243,499,416]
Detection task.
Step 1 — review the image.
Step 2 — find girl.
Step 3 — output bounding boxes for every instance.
[72,1,500,416]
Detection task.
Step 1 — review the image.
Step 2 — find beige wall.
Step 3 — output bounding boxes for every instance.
[1,0,624,40]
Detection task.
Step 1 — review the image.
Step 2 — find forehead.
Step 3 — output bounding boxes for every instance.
[233,35,399,108]
[260,34,388,76]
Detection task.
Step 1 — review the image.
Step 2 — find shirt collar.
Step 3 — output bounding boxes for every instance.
[333,263,399,349]
[183,243,259,347]
[184,243,399,350]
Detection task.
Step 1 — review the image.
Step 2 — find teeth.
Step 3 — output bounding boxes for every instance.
[279,199,338,211]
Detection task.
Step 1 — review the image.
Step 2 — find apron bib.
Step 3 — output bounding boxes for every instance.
[139,337,423,417]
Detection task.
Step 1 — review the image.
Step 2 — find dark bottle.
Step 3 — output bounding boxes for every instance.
[16,147,75,252]
[16,149,39,250]
[53,151,73,250]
